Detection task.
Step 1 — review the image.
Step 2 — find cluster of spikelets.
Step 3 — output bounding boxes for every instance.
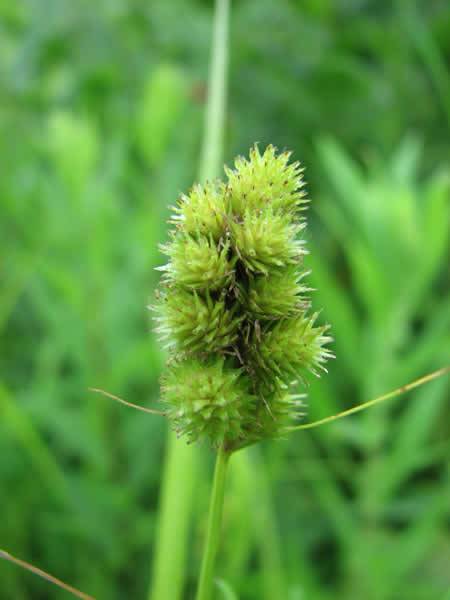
[153,145,333,450]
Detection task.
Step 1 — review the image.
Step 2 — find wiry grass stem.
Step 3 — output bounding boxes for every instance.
[89,387,165,415]
[195,445,231,600]
[0,549,94,600]
[288,365,450,431]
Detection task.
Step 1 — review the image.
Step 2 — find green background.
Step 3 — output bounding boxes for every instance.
[1,1,449,599]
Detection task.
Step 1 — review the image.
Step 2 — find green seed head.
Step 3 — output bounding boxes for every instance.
[230,208,306,274]
[170,181,227,240]
[154,289,242,355]
[154,145,332,449]
[225,145,308,215]
[243,266,310,319]
[160,235,234,291]
[161,358,256,445]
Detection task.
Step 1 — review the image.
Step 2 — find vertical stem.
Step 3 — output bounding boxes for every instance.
[148,1,230,599]
[195,4,231,597]
[199,0,230,182]
[148,433,196,600]
[196,445,231,600]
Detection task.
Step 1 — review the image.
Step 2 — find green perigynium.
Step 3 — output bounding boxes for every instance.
[160,235,234,291]
[155,289,242,354]
[161,358,256,444]
[154,145,333,449]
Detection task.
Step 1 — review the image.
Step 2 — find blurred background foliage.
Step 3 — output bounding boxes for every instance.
[1,1,449,599]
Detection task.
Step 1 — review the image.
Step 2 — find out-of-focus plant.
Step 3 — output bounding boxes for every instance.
[135,64,186,169]
[291,137,450,600]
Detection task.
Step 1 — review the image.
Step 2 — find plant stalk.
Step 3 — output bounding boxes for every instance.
[148,1,230,598]
[195,444,231,600]
[149,433,196,600]
[287,365,450,432]
[199,0,230,183]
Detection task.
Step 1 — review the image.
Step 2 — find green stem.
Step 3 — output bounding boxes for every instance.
[148,1,229,598]
[287,365,450,432]
[148,433,196,600]
[199,0,230,182]
[196,445,231,600]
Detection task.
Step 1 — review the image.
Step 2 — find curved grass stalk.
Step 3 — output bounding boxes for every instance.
[0,549,94,600]
[88,387,165,416]
[287,365,450,432]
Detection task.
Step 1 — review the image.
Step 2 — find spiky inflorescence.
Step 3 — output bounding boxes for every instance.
[153,145,333,448]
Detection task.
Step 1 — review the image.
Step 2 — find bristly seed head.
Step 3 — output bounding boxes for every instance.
[153,144,333,449]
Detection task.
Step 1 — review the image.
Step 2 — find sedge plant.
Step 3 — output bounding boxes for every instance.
[150,145,450,600]
[152,144,333,600]
[3,118,450,600]
[2,146,449,598]
[2,2,449,600]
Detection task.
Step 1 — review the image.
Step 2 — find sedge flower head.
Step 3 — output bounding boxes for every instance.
[153,145,333,449]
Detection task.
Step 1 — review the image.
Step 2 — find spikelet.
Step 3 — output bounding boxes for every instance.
[154,289,243,355]
[159,235,234,291]
[230,209,306,274]
[170,181,227,240]
[224,145,308,215]
[153,145,333,449]
[162,358,256,444]
[243,267,310,319]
